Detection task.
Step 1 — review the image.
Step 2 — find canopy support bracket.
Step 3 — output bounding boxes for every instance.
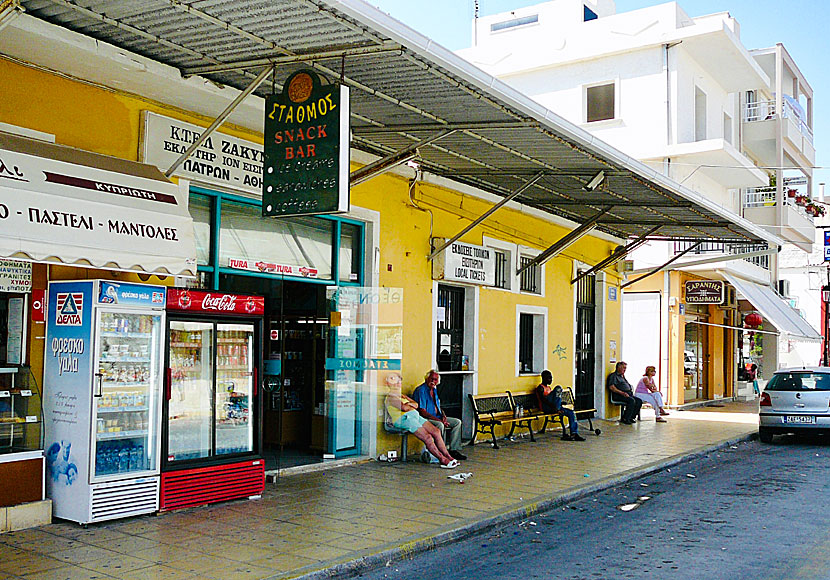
[572,225,661,284]
[428,172,545,261]
[165,65,273,178]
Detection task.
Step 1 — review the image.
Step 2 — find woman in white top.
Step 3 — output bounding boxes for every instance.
[635,366,670,422]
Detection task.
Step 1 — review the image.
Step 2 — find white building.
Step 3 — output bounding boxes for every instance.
[460,0,821,402]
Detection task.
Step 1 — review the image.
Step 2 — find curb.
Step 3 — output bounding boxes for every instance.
[281,430,757,579]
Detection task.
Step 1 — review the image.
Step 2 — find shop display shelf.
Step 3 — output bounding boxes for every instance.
[97,429,149,441]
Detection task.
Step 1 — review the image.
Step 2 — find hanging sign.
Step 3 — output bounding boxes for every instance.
[432,239,496,286]
[0,259,32,293]
[685,280,724,304]
[262,69,350,218]
[824,230,830,262]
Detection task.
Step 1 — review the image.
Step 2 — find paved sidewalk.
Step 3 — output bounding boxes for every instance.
[0,401,758,580]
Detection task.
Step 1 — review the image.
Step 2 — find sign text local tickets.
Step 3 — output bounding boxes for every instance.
[227,258,318,278]
[684,280,725,304]
[0,259,32,293]
[262,70,350,217]
[432,239,496,286]
[141,111,265,195]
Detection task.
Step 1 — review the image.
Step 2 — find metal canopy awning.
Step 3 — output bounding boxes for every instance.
[12,0,779,245]
[724,273,821,342]
[0,132,197,277]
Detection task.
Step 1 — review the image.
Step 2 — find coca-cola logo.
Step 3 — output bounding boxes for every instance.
[244,297,256,313]
[201,293,238,311]
[178,290,192,309]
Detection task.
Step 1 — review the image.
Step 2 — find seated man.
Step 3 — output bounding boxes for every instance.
[412,370,466,461]
[606,361,642,425]
[536,370,585,441]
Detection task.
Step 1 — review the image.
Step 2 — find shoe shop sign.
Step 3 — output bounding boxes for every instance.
[685,280,724,304]
[262,70,350,218]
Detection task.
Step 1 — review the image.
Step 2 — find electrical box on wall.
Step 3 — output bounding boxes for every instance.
[617,260,634,273]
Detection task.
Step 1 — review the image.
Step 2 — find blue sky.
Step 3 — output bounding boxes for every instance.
[369,0,828,190]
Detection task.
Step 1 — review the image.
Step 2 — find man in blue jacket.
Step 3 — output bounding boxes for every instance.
[412,369,466,461]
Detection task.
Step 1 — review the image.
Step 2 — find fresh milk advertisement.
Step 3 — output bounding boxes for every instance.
[43,280,94,521]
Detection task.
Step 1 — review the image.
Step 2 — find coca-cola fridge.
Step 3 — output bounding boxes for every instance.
[161,288,265,511]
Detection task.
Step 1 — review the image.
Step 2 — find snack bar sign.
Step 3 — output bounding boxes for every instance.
[685,280,725,304]
[263,69,350,218]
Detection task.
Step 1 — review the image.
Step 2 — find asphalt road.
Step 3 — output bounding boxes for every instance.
[355,436,830,580]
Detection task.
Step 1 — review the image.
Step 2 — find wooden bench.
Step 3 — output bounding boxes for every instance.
[469,392,537,449]
[510,386,601,437]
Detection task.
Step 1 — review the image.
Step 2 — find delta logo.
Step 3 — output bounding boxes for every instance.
[56,293,84,326]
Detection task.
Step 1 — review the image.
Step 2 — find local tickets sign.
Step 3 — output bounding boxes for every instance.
[166,288,265,316]
[432,239,496,286]
[685,280,724,304]
[262,69,350,218]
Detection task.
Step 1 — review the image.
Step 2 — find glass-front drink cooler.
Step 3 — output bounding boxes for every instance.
[161,289,264,511]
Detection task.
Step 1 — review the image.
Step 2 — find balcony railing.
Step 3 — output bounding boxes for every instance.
[743,185,815,221]
[673,241,770,270]
[743,98,814,145]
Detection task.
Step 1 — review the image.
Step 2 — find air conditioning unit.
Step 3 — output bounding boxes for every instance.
[723,285,737,309]
[778,279,790,297]
[616,260,634,273]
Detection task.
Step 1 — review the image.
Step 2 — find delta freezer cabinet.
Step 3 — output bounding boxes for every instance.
[43,280,166,524]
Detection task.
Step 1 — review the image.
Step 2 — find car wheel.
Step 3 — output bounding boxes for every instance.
[759,428,774,444]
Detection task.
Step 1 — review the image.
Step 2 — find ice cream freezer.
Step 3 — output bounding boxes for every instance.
[43,280,166,524]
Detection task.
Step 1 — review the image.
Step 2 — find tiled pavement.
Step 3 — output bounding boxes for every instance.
[0,401,759,580]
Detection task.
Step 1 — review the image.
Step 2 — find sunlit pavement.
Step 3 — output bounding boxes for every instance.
[0,400,758,580]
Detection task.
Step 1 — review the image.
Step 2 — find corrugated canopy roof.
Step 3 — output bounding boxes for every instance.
[14,0,778,244]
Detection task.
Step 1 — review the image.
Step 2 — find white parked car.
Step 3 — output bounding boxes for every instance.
[758,367,830,443]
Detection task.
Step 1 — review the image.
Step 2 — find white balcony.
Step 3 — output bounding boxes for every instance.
[743,186,815,251]
[742,98,815,169]
[658,139,768,189]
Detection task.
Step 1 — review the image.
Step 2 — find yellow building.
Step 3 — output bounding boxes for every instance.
[0,1,778,528]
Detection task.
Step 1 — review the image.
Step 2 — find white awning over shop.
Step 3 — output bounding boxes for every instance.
[724,273,821,342]
[0,132,197,277]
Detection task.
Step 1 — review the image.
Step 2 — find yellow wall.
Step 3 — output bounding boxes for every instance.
[3,57,624,455]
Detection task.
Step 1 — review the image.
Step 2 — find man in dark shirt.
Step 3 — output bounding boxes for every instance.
[412,370,466,461]
[536,370,585,441]
[606,361,642,424]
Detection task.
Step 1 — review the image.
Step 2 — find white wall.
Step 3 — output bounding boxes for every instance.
[622,292,662,390]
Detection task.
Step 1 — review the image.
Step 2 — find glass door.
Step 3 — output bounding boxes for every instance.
[94,309,163,480]
[167,321,214,463]
[215,324,255,455]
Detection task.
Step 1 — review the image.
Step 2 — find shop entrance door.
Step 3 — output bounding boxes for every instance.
[684,318,708,401]
[575,274,596,410]
[436,285,464,419]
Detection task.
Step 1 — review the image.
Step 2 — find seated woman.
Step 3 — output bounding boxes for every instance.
[635,366,669,422]
[384,375,458,468]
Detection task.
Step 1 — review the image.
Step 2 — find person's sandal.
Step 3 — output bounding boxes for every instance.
[440,459,459,469]
[656,417,667,423]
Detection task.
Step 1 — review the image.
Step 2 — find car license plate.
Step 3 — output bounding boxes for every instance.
[783,415,815,424]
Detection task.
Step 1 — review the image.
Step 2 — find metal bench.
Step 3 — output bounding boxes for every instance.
[469,392,536,449]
